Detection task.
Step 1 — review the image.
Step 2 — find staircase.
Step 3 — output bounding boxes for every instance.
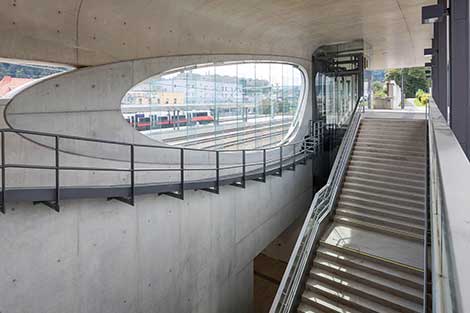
[297,117,426,313]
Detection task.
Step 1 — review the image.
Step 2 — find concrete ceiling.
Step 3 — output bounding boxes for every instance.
[0,0,434,69]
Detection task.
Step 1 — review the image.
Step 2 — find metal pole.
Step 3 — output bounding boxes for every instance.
[1,132,5,214]
[242,150,246,188]
[292,144,296,171]
[180,148,184,199]
[130,145,135,206]
[215,151,220,194]
[55,136,60,212]
[262,149,266,182]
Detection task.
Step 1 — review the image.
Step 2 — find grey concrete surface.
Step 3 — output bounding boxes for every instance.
[0,158,313,313]
[0,0,432,69]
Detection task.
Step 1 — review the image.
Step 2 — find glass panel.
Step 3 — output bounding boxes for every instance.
[121,61,305,150]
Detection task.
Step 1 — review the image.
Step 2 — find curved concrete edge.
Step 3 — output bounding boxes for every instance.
[0,152,313,313]
[4,54,312,153]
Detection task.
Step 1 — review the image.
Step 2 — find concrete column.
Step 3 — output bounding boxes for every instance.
[450,0,470,158]
[437,0,449,118]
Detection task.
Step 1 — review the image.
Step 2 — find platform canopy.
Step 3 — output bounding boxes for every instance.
[0,0,433,68]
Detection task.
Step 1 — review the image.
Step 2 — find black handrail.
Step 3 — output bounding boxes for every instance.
[0,121,324,214]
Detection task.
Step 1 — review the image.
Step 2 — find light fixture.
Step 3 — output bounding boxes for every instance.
[422,4,449,24]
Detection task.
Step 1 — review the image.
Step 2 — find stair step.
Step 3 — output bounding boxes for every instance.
[339,194,424,216]
[347,165,425,182]
[352,150,425,163]
[359,126,425,134]
[361,119,425,126]
[353,145,425,158]
[313,257,423,303]
[357,132,425,143]
[343,176,424,194]
[340,188,424,209]
[354,142,425,154]
[336,209,424,234]
[342,182,425,202]
[334,216,424,243]
[355,138,424,150]
[297,302,330,313]
[350,155,425,170]
[346,168,424,187]
[348,160,425,175]
[305,279,408,313]
[310,268,422,312]
[301,290,362,313]
[317,243,423,286]
[338,201,424,221]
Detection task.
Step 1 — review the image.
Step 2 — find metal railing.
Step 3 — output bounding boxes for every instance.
[269,98,363,313]
[0,121,324,214]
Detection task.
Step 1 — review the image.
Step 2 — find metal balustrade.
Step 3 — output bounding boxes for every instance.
[269,98,363,313]
[0,120,325,214]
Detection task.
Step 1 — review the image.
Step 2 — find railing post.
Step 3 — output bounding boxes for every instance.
[242,150,246,188]
[54,136,60,212]
[180,148,184,199]
[254,149,267,182]
[292,144,296,171]
[1,131,5,214]
[130,144,135,205]
[215,150,220,194]
[276,146,283,177]
[263,149,266,182]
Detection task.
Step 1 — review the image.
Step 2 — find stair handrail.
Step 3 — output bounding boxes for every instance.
[269,98,363,313]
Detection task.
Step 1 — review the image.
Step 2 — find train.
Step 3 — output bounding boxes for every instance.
[123,110,214,131]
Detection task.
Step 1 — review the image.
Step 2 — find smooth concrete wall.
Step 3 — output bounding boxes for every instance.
[0,158,313,313]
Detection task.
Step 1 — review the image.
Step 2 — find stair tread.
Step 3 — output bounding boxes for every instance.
[334,216,424,242]
[342,182,425,200]
[337,201,424,219]
[317,243,423,283]
[336,209,424,233]
[353,146,425,157]
[297,302,330,313]
[350,154,425,167]
[346,169,424,187]
[301,290,362,313]
[349,160,425,174]
[352,150,425,162]
[305,280,414,313]
[309,268,422,311]
[344,176,424,193]
[313,257,423,300]
[339,194,425,214]
[341,188,424,208]
[347,165,425,182]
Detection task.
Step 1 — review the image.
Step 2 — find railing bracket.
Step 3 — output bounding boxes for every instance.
[33,200,60,212]
[201,186,219,194]
[107,197,134,206]
[230,181,245,189]
[159,191,184,200]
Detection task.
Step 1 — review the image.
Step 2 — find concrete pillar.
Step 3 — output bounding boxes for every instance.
[450,0,470,157]
[437,0,449,118]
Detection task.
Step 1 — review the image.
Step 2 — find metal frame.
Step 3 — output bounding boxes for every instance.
[0,122,322,214]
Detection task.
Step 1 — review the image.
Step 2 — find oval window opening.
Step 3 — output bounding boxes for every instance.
[121,61,306,150]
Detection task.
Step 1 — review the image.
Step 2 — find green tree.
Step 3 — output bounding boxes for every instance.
[385,67,430,98]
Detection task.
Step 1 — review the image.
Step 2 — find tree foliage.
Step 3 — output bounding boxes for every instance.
[385,67,430,98]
